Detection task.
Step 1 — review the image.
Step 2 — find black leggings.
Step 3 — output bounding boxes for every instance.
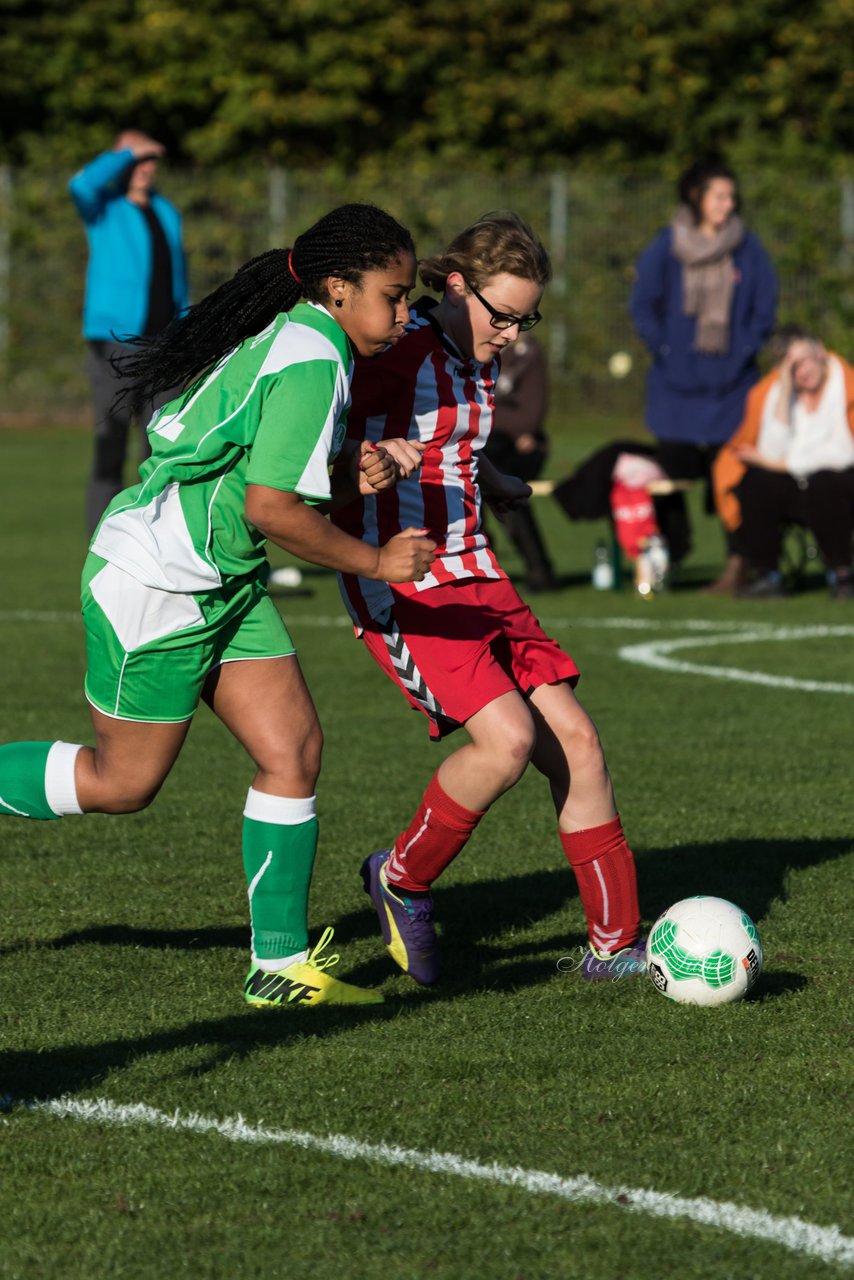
[735,466,854,571]
[654,440,742,561]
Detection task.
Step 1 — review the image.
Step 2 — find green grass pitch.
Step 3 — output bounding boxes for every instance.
[0,425,852,1279]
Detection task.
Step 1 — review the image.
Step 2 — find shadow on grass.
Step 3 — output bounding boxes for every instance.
[0,867,585,1101]
[335,866,575,947]
[0,923,249,956]
[745,971,808,1000]
[341,834,847,986]
[0,837,841,1100]
[635,835,851,927]
[5,833,843,971]
[6,835,843,970]
[0,1003,401,1104]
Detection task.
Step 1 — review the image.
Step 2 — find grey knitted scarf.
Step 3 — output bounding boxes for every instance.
[671,205,745,354]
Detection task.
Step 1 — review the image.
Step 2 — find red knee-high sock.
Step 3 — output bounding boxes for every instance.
[386,773,486,893]
[560,815,640,955]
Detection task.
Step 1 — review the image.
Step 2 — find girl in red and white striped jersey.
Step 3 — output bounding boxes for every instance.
[334,212,644,984]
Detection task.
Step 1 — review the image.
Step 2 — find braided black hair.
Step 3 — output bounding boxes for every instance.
[118,203,414,405]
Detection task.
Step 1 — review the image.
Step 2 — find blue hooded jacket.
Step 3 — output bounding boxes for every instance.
[69,148,188,342]
[630,226,777,446]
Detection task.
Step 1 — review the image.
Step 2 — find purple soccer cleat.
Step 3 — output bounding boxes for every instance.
[581,937,648,982]
[360,850,441,985]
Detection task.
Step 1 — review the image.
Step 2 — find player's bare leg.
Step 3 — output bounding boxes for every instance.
[436,689,535,812]
[365,690,535,984]
[527,681,615,832]
[529,681,642,974]
[204,655,381,1006]
[74,710,191,813]
[202,653,322,797]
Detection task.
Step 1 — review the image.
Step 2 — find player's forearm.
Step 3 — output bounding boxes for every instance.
[247,485,380,577]
[323,463,361,513]
[69,150,135,216]
[319,442,381,514]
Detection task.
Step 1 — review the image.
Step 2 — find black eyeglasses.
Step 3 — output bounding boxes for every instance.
[466,281,542,332]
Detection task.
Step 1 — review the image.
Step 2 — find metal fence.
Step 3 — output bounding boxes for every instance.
[1,162,853,417]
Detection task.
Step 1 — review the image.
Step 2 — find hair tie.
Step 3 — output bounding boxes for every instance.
[287,250,302,285]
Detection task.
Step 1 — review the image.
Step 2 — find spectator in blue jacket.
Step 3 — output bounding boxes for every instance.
[70,131,189,533]
[630,160,777,590]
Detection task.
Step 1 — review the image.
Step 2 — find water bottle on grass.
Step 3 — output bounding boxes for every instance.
[635,534,669,597]
[592,540,614,590]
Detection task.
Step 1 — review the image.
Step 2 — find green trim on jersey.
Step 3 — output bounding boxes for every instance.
[90,303,353,593]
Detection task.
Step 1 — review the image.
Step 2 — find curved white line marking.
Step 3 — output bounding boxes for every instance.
[619,626,854,694]
[11,1096,851,1268]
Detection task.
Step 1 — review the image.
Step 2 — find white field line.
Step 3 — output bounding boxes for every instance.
[11,1095,850,1268]
[3,612,851,695]
[0,609,81,623]
[619,626,854,696]
[0,610,788,633]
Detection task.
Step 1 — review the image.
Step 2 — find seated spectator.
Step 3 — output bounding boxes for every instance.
[552,439,692,569]
[713,327,854,599]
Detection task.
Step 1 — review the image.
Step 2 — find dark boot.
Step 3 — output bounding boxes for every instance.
[828,567,854,601]
[503,506,558,592]
[701,554,747,597]
[738,570,786,599]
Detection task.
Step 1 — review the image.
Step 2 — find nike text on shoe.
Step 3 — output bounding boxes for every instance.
[360,850,440,985]
[244,926,383,1007]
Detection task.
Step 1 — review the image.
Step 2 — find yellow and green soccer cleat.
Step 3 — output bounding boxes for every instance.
[244,927,383,1007]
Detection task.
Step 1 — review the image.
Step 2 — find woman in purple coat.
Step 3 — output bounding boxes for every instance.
[630,160,777,589]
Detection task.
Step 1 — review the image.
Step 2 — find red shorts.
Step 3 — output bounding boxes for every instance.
[360,578,579,740]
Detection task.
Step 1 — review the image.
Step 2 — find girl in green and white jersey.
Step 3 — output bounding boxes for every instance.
[0,203,434,1008]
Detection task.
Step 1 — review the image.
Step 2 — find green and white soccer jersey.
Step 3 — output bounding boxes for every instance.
[91,301,353,592]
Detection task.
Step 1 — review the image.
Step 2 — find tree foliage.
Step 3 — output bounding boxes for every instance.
[1,0,853,170]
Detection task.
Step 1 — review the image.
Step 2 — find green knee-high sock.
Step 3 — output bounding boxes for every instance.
[0,742,76,820]
[242,789,318,962]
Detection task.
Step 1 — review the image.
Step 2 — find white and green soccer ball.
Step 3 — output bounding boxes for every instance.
[646,896,762,1006]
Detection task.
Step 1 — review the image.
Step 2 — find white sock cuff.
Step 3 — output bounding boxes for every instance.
[44,742,84,816]
[252,949,309,972]
[243,789,316,825]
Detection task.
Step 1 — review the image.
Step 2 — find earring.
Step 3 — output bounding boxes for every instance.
[334,299,343,308]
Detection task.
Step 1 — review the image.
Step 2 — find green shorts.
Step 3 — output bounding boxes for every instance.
[81,554,296,722]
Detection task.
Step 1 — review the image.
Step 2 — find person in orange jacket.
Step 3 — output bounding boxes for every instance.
[712,326,854,599]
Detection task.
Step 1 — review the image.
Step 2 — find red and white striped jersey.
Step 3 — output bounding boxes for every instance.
[334,298,506,627]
